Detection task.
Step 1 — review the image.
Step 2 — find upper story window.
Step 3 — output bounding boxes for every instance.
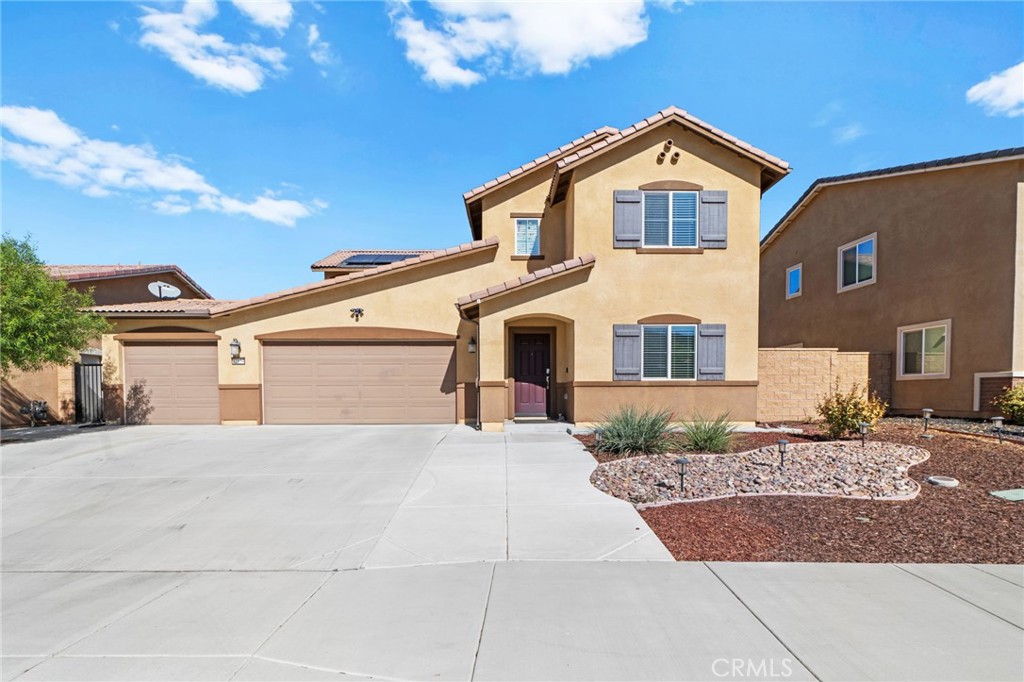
[898,319,950,380]
[641,324,696,380]
[642,191,698,248]
[786,263,802,299]
[514,218,541,256]
[837,233,876,292]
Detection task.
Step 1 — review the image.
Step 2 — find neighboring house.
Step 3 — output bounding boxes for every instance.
[759,148,1024,418]
[1,264,212,427]
[93,106,790,430]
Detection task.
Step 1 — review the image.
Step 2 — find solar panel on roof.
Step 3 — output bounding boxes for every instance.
[340,253,419,267]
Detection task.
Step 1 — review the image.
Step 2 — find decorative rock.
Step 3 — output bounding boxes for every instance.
[926,475,959,488]
[590,441,930,506]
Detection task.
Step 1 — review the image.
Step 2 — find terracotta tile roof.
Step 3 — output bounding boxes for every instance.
[761,147,1024,252]
[462,126,618,202]
[213,237,500,315]
[547,106,790,203]
[89,298,227,316]
[46,264,212,299]
[311,249,432,270]
[457,254,596,308]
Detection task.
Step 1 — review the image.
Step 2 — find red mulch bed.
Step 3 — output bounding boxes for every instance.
[638,423,1024,563]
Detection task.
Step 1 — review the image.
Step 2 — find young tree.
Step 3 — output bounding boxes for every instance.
[1,235,111,375]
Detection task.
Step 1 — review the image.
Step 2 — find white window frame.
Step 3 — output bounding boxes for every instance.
[785,263,802,300]
[836,232,877,293]
[640,191,700,248]
[513,217,541,256]
[640,324,698,381]
[897,318,951,381]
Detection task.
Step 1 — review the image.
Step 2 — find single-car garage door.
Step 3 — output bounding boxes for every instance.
[262,343,456,424]
[123,343,219,424]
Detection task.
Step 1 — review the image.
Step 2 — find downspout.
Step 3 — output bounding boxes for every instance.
[457,302,482,430]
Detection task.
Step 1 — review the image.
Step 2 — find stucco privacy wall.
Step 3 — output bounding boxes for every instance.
[760,160,1022,416]
[1,364,75,427]
[475,123,767,425]
[757,348,892,422]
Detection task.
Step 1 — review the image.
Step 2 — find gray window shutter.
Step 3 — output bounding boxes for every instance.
[613,190,642,248]
[697,324,726,381]
[699,191,728,249]
[612,324,642,380]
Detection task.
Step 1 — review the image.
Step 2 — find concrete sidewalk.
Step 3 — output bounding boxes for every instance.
[3,562,1021,681]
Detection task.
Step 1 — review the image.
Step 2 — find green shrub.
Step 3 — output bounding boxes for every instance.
[681,412,735,453]
[992,383,1024,424]
[816,379,888,439]
[596,405,673,455]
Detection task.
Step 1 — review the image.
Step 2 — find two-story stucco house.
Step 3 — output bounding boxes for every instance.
[94,107,790,431]
[759,148,1024,417]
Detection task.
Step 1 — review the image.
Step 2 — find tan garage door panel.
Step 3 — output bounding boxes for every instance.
[123,344,219,425]
[263,343,455,424]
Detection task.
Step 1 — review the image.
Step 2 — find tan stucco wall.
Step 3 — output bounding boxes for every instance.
[760,160,1023,416]
[1,364,75,426]
[72,272,204,305]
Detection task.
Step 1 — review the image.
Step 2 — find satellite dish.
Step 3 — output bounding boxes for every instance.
[148,281,182,300]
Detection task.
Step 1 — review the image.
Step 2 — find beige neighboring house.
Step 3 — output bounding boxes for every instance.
[93,106,790,430]
[1,265,212,427]
[759,148,1024,418]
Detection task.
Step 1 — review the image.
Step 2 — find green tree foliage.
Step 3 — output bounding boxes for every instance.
[1,235,110,375]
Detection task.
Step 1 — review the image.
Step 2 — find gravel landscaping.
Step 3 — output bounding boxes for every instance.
[591,441,929,506]
[885,415,1024,442]
[638,422,1024,563]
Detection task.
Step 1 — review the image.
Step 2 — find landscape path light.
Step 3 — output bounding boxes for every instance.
[991,416,1005,444]
[921,408,934,434]
[776,439,788,469]
[674,457,691,497]
[859,422,869,447]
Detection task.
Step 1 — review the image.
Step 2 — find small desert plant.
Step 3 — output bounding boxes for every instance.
[681,412,735,453]
[992,384,1024,424]
[816,378,888,439]
[596,405,673,455]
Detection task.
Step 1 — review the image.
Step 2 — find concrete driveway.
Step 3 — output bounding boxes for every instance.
[3,425,1022,681]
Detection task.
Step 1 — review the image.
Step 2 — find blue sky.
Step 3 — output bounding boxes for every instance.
[2,1,1022,299]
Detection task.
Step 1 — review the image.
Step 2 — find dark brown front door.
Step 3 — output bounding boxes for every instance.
[514,334,550,417]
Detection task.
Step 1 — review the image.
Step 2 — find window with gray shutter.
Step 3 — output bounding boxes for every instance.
[613,190,642,248]
[640,325,697,380]
[612,324,641,380]
[699,191,728,249]
[697,324,726,381]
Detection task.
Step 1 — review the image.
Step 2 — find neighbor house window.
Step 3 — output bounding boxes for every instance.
[514,218,541,256]
[837,233,876,291]
[641,325,696,379]
[786,263,802,299]
[642,191,698,247]
[898,319,951,380]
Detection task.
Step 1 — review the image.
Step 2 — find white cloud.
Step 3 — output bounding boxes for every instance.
[833,122,866,145]
[231,1,293,32]
[138,0,287,94]
[307,24,333,69]
[389,1,662,88]
[966,62,1024,118]
[813,100,843,127]
[1,106,321,227]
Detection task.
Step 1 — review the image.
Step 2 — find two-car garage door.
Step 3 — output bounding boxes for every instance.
[262,343,456,424]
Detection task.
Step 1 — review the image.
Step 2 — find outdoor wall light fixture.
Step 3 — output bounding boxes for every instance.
[350,307,364,321]
[674,456,690,496]
[229,338,241,359]
[991,416,1005,444]
[468,337,477,354]
[859,422,870,446]
[776,439,788,468]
